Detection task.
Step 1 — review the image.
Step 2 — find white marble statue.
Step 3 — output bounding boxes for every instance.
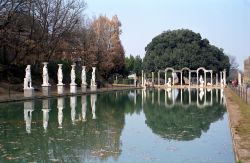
[57,64,64,85]
[42,62,50,86]
[70,64,76,85]
[91,67,96,86]
[24,65,33,89]
[199,75,204,87]
[81,66,87,86]
[167,78,172,87]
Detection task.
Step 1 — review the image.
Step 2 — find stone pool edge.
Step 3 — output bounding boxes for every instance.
[0,87,142,103]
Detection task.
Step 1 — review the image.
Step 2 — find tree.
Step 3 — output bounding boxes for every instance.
[91,15,125,79]
[124,55,143,76]
[143,29,230,74]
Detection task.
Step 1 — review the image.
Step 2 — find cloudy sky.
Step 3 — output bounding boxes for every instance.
[85,0,250,70]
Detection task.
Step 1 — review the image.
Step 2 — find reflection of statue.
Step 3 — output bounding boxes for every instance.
[42,108,50,132]
[199,88,204,101]
[167,78,172,87]
[57,64,64,85]
[199,75,204,87]
[82,95,87,121]
[82,66,87,86]
[91,67,96,86]
[70,97,76,124]
[42,62,50,86]
[57,98,64,128]
[24,65,33,89]
[70,64,76,85]
[166,88,172,99]
[42,99,50,132]
[24,101,34,133]
[91,94,97,119]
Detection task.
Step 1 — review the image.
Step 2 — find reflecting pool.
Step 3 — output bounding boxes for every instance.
[0,88,234,162]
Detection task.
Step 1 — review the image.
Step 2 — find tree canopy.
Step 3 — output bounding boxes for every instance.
[143,29,230,73]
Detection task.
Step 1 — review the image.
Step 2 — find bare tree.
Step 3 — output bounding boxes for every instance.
[33,0,86,61]
[228,54,239,70]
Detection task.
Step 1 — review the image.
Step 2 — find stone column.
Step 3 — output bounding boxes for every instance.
[223,69,226,85]
[238,72,242,86]
[164,71,167,86]
[204,71,207,86]
[189,72,191,86]
[220,71,223,86]
[152,72,154,86]
[172,72,175,86]
[181,72,183,86]
[197,71,199,86]
[158,71,160,86]
[142,70,144,86]
[216,73,218,86]
[211,71,213,86]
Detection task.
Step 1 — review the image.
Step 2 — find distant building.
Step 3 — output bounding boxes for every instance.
[244,56,250,83]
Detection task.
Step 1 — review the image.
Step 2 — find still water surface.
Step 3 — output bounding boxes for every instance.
[0,89,234,162]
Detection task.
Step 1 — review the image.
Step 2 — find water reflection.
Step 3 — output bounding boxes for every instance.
[91,94,97,119]
[24,101,34,134]
[42,99,50,132]
[70,96,76,124]
[82,95,87,121]
[57,97,64,129]
[0,88,231,162]
[144,88,226,141]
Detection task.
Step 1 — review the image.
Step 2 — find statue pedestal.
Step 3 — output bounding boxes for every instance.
[81,85,87,92]
[24,88,34,97]
[91,85,97,91]
[57,85,64,94]
[70,84,77,93]
[42,86,51,96]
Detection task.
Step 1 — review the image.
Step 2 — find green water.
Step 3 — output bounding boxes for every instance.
[0,89,235,163]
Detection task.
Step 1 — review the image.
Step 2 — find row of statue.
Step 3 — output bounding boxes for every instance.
[24,62,96,90]
[24,94,97,133]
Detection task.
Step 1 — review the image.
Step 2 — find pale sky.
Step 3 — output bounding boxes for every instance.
[85,0,250,70]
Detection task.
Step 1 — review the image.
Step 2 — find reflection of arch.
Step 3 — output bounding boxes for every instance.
[144,96,226,141]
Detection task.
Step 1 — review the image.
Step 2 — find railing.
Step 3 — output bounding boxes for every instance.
[229,85,250,105]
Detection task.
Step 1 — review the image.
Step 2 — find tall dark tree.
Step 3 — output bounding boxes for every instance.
[143,29,230,74]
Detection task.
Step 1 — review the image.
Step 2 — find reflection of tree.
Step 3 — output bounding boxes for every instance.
[0,93,127,162]
[144,90,226,141]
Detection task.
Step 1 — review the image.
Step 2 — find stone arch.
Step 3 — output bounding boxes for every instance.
[181,67,191,85]
[197,67,207,86]
[164,67,175,86]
